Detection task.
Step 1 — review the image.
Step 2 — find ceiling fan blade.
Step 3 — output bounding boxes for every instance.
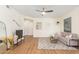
[45,10,53,12]
[36,10,43,12]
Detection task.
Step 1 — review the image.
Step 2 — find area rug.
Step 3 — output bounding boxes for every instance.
[38,37,77,50]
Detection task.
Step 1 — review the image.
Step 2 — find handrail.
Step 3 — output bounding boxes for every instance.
[12,20,21,27]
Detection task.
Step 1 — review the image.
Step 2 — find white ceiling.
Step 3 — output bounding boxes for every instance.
[11,5,79,18]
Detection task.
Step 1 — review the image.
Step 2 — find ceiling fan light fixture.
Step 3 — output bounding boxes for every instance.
[36,8,53,16]
[41,12,46,15]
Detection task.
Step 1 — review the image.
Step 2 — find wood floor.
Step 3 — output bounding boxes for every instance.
[5,36,79,54]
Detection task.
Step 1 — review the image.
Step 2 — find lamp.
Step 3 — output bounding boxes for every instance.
[57,21,60,24]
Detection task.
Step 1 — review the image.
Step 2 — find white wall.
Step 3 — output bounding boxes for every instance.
[23,20,33,35]
[59,7,79,34]
[0,5,24,37]
[33,18,60,37]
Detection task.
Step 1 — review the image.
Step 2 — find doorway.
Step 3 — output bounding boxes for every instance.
[23,20,33,36]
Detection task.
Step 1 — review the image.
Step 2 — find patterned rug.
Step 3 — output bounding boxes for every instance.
[38,37,77,50]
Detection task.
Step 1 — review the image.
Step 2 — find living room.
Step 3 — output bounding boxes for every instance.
[0,5,79,54]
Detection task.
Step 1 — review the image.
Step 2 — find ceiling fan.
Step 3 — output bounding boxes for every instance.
[36,8,53,16]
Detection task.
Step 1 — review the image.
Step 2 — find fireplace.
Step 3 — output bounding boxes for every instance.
[15,30,23,45]
[16,30,23,39]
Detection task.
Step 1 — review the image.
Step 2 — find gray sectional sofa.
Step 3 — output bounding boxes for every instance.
[54,32,79,46]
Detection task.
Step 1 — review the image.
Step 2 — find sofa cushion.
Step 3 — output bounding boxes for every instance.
[71,34,79,39]
[60,32,70,37]
[61,32,66,37]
